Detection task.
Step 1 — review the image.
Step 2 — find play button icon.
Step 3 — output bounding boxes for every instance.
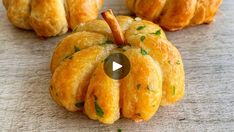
[113,61,122,71]
[104,53,130,80]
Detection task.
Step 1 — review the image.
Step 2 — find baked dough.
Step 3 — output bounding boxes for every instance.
[3,0,103,37]
[50,15,185,124]
[126,0,223,31]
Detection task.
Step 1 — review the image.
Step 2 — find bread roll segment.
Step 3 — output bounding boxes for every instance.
[50,45,115,112]
[126,0,223,31]
[126,35,185,106]
[3,0,103,37]
[3,0,11,9]
[84,62,120,124]
[30,0,68,37]
[5,0,32,30]
[120,48,162,122]
[50,31,108,73]
[66,0,102,29]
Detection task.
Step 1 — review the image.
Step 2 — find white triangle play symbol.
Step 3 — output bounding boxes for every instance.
[112,61,122,72]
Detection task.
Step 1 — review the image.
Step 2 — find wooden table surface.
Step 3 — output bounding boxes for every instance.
[0,0,234,131]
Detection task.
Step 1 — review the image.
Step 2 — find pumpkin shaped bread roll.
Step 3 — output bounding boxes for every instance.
[3,0,103,37]
[50,10,185,124]
[126,0,222,31]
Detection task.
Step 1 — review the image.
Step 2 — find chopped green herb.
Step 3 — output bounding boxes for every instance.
[94,97,104,117]
[75,101,84,108]
[64,54,73,60]
[168,60,171,64]
[94,95,98,100]
[176,60,180,65]
[120,48,127,52]
[140,36,145,42]
[100,39,113,46]
[151,30,161,36]
[172,86,176,96]
[105,39,113,44]
[74,46,80,52]
[140,48,148,56]
[117,45,124,49]
[137,84,141,90]
[136,25,146,30]
[136,113,141,116]
[118,128,122,132]
[179,118,186,121]
[72,26,78,32]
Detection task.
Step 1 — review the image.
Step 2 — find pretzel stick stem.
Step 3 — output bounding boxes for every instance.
[101,9,125,45]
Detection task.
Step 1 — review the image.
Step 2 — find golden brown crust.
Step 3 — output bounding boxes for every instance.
[124,20,185,105]
[134,0,166,21]
[5,0,32,30]
[116,16,134,33]
[204,0,223,23]
[126,36,185,105]
[66,0,102,29]
[50,31,108,73]
[191,0,223,25]
[30,0,68,37]
[84,62,120,124]
[159,0,197,31]
[120,48,162,122]
[124,20,167,39]
[190,0,209,25]
[50,15,185,123]
[3,0,11,9]
[4,0,103,37]
[50,45,115,111]
[73,19,112,38]
[126,0,223,31]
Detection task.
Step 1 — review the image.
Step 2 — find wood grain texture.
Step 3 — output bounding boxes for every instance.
[0,0,234,131]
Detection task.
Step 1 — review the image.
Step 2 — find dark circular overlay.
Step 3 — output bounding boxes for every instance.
[104,53,130,80]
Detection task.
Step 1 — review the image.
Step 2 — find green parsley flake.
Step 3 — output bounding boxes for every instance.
[72,26,78,32]
[176,60,180,65]
[136,113,141,116]
[105,39,113,44]
[100,39,113,46]
[172,86,176,96]
[75,101,84,108]
[136,25,146,30]
[64,54,73,60]
[74,46,80,52]
[140,36,145,42]
[140,48,148,56]
[94,97,104,117]
[137,84,141,90]
[118,128,122,132]
[151,30,161,36]
[168,60,171,64]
